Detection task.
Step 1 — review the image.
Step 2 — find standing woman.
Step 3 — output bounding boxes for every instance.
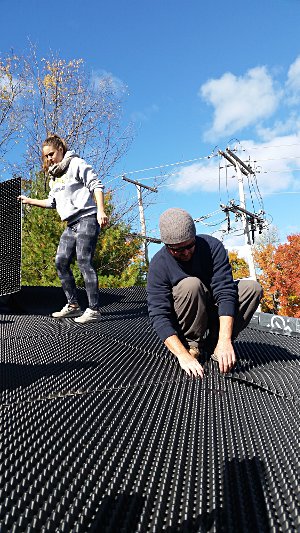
[18,133,108,323]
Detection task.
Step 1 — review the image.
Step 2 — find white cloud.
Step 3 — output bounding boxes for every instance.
[286,56,300,102]
[188,57,300,199]
[257,113,300,140]
[91,70,127,97]
[130,104,159,123]
[169,160,228,193]
[200,66,281,141]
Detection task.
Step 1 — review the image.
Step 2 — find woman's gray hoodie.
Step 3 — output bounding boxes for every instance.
[44,151,104,224]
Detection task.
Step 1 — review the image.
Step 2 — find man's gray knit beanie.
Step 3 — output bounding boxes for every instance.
[159,208,196,244]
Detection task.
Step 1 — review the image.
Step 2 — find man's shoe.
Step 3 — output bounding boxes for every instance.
[189,346,201,358]
[189,345,206,364]
[74,308,101,324]
[52,304,82,318]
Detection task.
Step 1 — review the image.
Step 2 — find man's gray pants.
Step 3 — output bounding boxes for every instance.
[172,277,263,351]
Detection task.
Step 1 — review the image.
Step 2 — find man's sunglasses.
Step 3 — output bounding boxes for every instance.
[167,239,196,254]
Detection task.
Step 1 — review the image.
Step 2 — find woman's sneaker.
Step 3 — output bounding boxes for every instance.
[52,304,82,318]
[74,308,101,324]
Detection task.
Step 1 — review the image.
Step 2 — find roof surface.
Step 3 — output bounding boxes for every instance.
[1,286,299,532]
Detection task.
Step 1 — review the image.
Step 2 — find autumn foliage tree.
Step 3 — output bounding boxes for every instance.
[228,250,250,280]
[19,47,134,183]
[273,234,300,317]
[254,234,300,317]
[0,46,147,287]
[253,243,278,313]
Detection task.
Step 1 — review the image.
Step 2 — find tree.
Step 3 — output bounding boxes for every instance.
[254,224,280,248]
[21,47,134,183]
[10,45,148,288]
[1,46,157,287]
[254,233,300,317]
[228,250,250,280]
[253,243,278,313]
[253,225,280,313]
[20,173,65,286]
[21,176,145,288]
[0,46,162,229]
[4,46,147,287]
[0,54,27,169]
[273,234,300,317]
[91,191,146,287]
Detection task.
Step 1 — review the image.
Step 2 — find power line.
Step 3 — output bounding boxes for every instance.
[262,191,300,195]
[251,155,300,162]
[258,168,300,173]
[245,142,300,151]
[104,140,300,194]
[111,166,300,201]
[108,142,300,183]
[106,142,298,247]
[114,155,212,179]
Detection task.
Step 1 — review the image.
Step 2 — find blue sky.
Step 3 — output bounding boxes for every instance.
[1,0,300,259]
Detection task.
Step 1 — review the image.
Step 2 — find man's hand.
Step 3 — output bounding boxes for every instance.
[213,338,236,374]
[177,352,204,378]
[164,334,203,378]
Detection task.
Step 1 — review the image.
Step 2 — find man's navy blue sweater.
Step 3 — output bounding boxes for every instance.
[147,234,238,342]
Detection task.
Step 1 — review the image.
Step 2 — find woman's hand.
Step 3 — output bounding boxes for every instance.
[18,195,31,205]
[97,210,109,228]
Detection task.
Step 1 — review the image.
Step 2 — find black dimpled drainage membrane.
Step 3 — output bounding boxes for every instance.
[0,177,21,296]
[1,287,300,532]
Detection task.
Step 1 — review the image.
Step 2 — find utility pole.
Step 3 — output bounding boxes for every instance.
[122,176,157,266]
[219,149,258,280]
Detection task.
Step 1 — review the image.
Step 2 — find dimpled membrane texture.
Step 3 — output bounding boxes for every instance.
[0,177,21,296]
[1,287,300,532]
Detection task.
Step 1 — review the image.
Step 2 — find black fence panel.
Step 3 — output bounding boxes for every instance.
[0,177,21,296]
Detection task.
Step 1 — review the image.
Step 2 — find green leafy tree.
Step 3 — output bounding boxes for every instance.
[94,197,146,287]
[21,176,145,288]
[21,173,64,286]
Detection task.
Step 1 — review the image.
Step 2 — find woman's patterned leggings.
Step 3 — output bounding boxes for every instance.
[55,215,100,310]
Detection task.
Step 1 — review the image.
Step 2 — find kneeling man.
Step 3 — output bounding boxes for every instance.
[147,208,262,378]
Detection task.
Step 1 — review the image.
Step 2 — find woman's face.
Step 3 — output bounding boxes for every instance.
[43,144,64,168]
